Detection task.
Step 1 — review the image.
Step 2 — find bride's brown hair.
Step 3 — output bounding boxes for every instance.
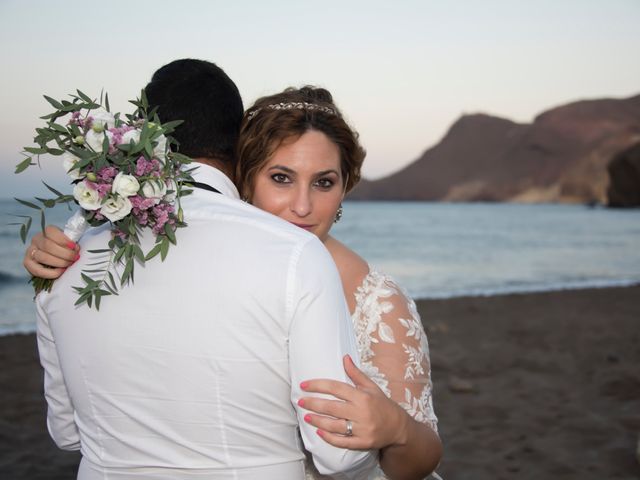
[235,86,365,200]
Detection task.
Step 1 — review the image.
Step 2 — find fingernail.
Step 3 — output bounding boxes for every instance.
[66,241,76,250]
[300,381,309,390]
[304,414,312,423]
[297,398,305,407]
[346,354,353,363]
[74,254,80,262]
[316,429,324,437]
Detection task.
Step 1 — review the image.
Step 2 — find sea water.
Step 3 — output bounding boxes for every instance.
[1,199,639,335]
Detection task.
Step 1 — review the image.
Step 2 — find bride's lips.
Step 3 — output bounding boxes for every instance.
[291,223,315,231]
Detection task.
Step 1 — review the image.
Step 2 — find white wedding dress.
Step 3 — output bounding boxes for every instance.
[304,269,440,480]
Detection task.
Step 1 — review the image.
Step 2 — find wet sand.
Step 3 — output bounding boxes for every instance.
[1,286,639,479]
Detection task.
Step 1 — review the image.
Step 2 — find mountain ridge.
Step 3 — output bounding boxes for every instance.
[349,94,640,204]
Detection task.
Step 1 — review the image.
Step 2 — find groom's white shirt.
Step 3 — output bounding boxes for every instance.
[36,164,376,479]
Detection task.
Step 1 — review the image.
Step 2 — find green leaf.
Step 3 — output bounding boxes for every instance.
[133,245,145,264]
[36,197,56,208]
[144,141,153,158]
[121,259,134,286]
[164,223,176,245]
[49,123,68,134]
[107,271,118,293]
[40,209,46,233]
[76,90,93,103]
[43,95,63,110]
[159,119,184,133]
[74,291,91,307]
[145,242,163,261]
[15,198,41,210]
[20,224,26,243]
[160,238,169,261]
[81,273,98,287]
[114,245,126,263]
[24,146,48,155]
[42,182,64,197]
[47,148,65,156]
[86,248,112,254]
[15,157,34,174]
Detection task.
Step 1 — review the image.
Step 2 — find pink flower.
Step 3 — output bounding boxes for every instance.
[97,166,118,181]
[130,195,156,211]
[135,157,161,177]
[85,180,112,199]
[132,208,149,226]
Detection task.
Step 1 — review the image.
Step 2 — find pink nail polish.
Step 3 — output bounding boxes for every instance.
[66,241,76,250]
[316,429,324,437]
[300,381,309,390]
[74,253,80,262]
[304,414,312,423]
[297,398,305,407]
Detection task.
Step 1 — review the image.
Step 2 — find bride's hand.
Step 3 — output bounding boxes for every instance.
[299,354,409,450]
[23,226,79,279]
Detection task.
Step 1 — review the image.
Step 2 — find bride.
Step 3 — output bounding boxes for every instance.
[24,86,442,480]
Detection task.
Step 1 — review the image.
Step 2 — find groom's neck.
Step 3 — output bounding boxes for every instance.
[192,157,234,182]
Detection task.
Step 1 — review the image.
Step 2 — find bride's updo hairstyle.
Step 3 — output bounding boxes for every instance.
[236,86,365,201]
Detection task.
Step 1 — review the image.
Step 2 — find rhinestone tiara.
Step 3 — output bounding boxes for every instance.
[246,102,337,121]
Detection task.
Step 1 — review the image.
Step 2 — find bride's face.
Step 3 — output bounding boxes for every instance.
[251,129,345,242]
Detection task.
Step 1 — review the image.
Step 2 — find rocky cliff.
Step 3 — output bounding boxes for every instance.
[349,94,640,204]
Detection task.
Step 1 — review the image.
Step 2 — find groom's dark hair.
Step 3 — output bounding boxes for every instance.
[145,59,243,166]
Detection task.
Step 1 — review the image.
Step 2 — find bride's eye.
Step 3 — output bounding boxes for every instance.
[315,178,335,190]
[271,173,290,184]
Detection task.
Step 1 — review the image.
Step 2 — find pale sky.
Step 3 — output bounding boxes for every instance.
[1,0,638,198]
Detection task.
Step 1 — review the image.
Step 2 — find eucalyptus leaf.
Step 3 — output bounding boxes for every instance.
[42,182,64,197]
[15,198,41,210]
[15,157,34,174]
[43,95,63,110]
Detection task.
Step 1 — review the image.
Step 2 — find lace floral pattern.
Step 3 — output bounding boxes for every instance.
[352,269,437,432]
[304,268,438,480]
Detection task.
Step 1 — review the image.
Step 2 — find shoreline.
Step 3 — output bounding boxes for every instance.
[1,285,639,479]
[3,282,640,337]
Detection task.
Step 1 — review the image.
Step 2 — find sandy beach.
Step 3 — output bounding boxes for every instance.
[1,285,639,479]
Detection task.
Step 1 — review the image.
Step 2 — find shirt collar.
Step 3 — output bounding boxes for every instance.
[189,163,240,199]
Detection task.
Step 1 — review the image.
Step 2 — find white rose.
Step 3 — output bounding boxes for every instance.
[62,152,84,179]
[121,128,141,146]
[163,179,178,202]
[111,172,140,197]
[100,195,132,222]
[142,180,167,205]
[73,181,102,211]
[90,108,116,130]
[85,130,113,153]
[153,134,167,162]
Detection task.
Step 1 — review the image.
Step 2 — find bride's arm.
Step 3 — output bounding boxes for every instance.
[300,285,442,479]
[23,226,79,278]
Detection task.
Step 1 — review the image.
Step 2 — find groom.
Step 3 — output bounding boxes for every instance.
[34,59,375,479]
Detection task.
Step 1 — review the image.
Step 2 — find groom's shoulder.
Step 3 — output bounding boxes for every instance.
[186,196,315,244]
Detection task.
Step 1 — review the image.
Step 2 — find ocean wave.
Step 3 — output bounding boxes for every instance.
[412,278,640,300]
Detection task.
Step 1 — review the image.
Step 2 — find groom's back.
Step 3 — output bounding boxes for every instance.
[36,185,353,479]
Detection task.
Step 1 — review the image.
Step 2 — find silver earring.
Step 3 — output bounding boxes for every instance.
[334,204,343,223]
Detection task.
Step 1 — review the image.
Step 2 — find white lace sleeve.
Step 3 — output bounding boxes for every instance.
[352,270,438,433]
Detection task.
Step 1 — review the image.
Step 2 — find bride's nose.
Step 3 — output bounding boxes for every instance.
[290,187,312,217]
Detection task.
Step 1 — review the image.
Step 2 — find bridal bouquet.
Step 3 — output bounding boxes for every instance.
[14,90,194,309]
